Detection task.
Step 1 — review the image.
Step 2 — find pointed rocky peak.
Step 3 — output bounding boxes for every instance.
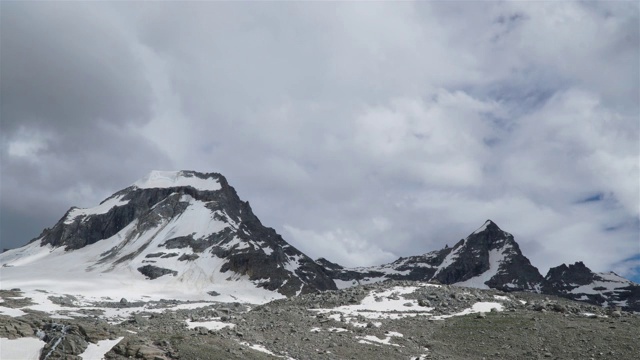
[471,219,501,234]
[465,220,514,249]
[431,220,544,291]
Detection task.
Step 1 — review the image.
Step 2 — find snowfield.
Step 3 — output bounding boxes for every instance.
[133,170,222,191]
[0,337,46,360]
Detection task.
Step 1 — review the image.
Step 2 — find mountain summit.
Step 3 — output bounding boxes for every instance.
[320,220,639,311]
[322,219,544,292]
[1,171,637,311]
[1,170,335,301]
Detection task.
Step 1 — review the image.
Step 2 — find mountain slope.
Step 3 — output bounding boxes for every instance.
[323,220,545,292]
[544,262,639,310]
[320,220,640,312]
[0,170,336,302]
[2,171,637,312]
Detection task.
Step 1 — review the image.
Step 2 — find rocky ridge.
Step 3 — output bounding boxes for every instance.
[320,220,640,312]
[4,170,335,298]
[2,171,638,312]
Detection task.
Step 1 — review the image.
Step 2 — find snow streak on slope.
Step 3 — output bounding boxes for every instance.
[133,170,221,191]
[433,242,464,277]
[78,337,124,360]
[455,247,508,289]
[65,195,130,224]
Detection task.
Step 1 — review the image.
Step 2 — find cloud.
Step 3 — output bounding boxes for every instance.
[1,2,637,280]
[284,225,397,267]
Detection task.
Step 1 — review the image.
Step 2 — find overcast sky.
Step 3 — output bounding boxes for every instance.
[1,1,639,282]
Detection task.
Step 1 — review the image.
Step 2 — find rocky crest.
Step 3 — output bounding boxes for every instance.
[544,262,639,310]
[320,221,639,312]
[323,221,545,292]
[2,171,638,312]
[20,170,336,297]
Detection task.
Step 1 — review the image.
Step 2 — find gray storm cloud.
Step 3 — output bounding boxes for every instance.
[1,1,638,281]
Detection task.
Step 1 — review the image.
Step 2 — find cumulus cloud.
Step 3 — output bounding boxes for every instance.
[1,1,637,281]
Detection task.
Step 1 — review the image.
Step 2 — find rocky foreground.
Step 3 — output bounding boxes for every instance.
[1,280,639,360]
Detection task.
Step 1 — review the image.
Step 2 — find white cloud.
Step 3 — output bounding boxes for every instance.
[284,225,396,267]
[1,1,638,281]
[6,127,50,161]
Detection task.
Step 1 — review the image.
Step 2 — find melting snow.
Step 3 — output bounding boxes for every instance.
[186,319,235,331]
[0,306,28,317]
[431,302,503,320]
[357,331,403,346]
[79,337,124,360]
[311,285,506,326]
[433,243,464,277]
[0,337,46,360]
[238,341,296,359]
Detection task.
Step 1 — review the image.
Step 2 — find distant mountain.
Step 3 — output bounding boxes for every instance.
[319,220,639,312]
[0,170,336,301]
[1,171,637,311]
[544,262,639,310]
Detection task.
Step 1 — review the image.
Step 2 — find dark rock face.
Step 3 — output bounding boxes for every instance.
[15,170,639,312]
[30,170,337,296]
[178,254,199,261]
[544,262,640,311]
[39,323,89,360]
[137,265,178,279]
[326,220,545,292]
[321,220,639,312]
[544,262,597,292]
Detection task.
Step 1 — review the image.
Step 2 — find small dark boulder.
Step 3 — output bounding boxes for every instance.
[137,265,178,279]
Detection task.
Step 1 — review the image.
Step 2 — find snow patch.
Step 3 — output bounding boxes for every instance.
[431,302,503,320]
[0,337,46,360]
[310,285,438,325]
[433,243,465,277]
[186,319,235,331]
[357,331,403,347]
[65,195,129,224]
[0,306,27,317]
[133,170,221,191]
[79,337,124,360]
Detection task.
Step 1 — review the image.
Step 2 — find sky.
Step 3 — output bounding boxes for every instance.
[1,1,639,282]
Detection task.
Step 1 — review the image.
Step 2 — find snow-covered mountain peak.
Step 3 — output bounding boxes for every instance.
[2,170,336,302]
[132,170,222,191]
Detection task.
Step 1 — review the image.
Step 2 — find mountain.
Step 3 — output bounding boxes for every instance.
[544,262,639,310]
[1,171,637,312]
[322,220,545,291]
[0,170,336,302]
[320,220,640,312]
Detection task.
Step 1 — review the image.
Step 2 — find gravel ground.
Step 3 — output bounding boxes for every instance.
[1,282,638,360]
